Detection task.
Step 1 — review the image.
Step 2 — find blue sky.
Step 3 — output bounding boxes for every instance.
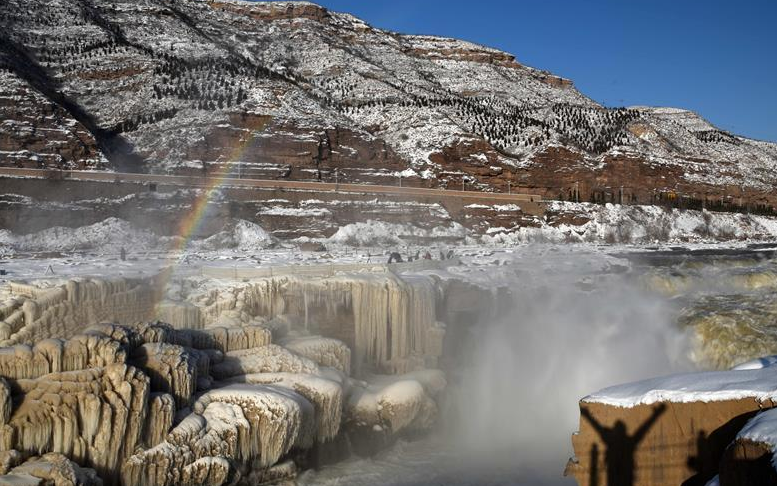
[289,0,777,142]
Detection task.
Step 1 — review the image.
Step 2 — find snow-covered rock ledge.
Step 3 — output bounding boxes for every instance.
[583,367,777,408]
[567,360,777,486]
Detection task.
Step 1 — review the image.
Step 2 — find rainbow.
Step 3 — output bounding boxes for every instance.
[154,117,269,310]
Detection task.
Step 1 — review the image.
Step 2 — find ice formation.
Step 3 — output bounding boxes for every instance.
[144,393,175,449]
[219,372,344,442]
[3,364,149,481]
[196,384,316,464]
[347,371,445,435]
[190,273,445,373]
[0,334,125,380]
[132,343,199,408]
[1,278,161,346]
[122,401,250,486]
[0,452,103,486]
[211,344,320,379]
[277,336,351,374]
[0,269,454,485]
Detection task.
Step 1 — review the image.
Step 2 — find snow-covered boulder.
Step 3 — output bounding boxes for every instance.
[279,335,351,375]
[210,344,319,379]
[220,372,344,443]
[347,371,444,436]
[1,452,102,486]
[195,219,276,251]
[719,407,777,485]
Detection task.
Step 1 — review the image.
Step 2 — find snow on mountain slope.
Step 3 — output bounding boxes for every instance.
[0,0,775,206]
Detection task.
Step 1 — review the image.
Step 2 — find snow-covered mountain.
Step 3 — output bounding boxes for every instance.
[1,0,775,208]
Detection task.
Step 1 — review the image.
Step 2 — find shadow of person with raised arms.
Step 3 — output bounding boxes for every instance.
[581,403,667,486]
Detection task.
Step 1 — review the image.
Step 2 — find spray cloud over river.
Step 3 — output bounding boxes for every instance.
[300,248,697,485]
[450,250,693,483]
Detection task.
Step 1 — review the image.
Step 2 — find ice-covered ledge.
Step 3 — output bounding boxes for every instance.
[583,366,777,408]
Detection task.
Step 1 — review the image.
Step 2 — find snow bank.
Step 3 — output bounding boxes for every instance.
[195,219,276,251]
[584,366,777,408]
[483,202,777,245]
[731,355,777,371]
[0,217,277,255]
[328,220,470,247]
[0,218,156,253]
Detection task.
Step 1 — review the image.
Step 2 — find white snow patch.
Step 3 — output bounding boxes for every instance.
[584,366,777,408]
[328,220,470,247]
[0,218,156,253]
[483,202,777,245]
[195,219,276,251]
[731,356,777,371]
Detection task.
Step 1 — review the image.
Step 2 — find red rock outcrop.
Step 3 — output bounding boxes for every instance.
[0,72,103,169]
[208,0,331,23]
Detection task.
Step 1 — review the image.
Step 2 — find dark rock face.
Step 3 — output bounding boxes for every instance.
[719,439,777,486]
[0,72,103,169]
[0,0,774,208]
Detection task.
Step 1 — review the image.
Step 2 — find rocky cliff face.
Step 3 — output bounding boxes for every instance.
[1,0,775,207]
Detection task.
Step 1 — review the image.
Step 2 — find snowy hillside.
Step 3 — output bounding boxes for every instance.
[0,0,775,207]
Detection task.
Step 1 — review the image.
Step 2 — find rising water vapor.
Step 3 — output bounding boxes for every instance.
[446,249,694,484]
